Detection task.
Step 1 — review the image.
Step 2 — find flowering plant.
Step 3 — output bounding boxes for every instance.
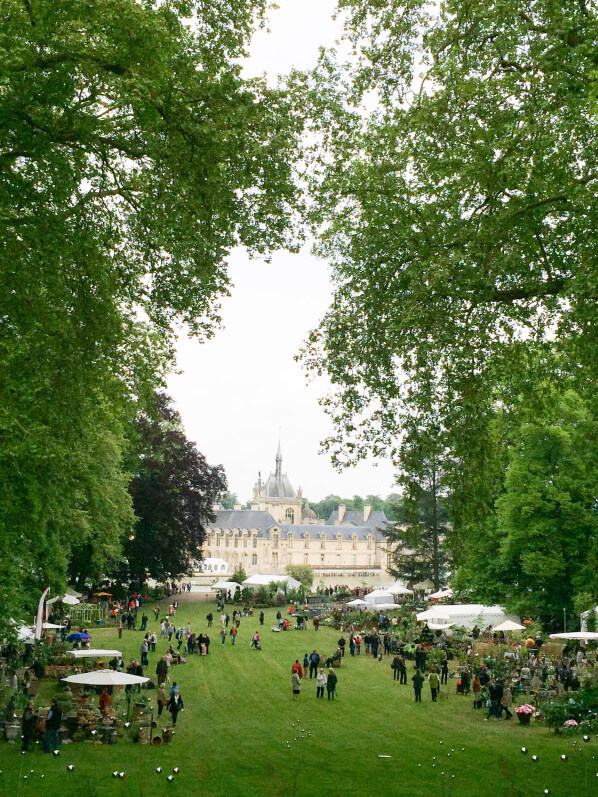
[516,704,535,715]
[563,719,579,728]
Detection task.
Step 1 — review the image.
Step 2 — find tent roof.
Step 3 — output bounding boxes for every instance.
[242,574,301,589]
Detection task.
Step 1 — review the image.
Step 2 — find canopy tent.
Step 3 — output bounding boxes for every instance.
[416,604,520,631]
[345,599,368,607]
[69,649,122,658]
[413,579,435,591]
[384,581,413,596]
[493,620,526,632]
[42,622,66,630]
[211,581,241,598]
[549,631,598,642]
[242,574,301,591]
[429,588,453,600]
[63,671,148,686]
[363,589,395,606]
[372,603,401,611]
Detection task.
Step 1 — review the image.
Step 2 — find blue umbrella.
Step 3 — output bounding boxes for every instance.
[67,632,92,641]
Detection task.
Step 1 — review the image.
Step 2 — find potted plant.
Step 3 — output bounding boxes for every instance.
[516,704,534,725]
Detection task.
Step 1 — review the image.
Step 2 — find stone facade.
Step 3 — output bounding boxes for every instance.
[202,448,392,582]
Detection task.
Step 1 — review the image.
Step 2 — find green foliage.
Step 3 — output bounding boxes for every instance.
[0,0,301,620]
[121,392,226,583]
[219,492,240,510]
[230,565,247,585]
[285,564,315,588]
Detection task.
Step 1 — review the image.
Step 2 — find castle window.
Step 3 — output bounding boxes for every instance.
[304,553,308,564]
[252,554,257,565]
[243,534,248,548]
[225,534,230,548]
[253,534,257,548]
[285,508,295,524]
[336,533,342,550]
[304,533,310,548]
[272,552,278,566]
[288,532,294,548]
[352,534,358,550]
[320,533,326,549]
[234,534,238,548]
[367,534,373,550]
[272,533,279,549]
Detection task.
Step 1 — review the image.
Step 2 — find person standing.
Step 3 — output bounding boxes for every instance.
[501,681,513,720]
[313,616,320,631]
[230,626,237,645]
[399,654,408,685]
[259,611,264,625]
[392,654,401,680]
[149,631,157,652]
[412,669,424,703]
[316,667,327,698]
[326,668,338,700]
[44,698,62,752]
[167,687,184,726]
[338,636,346,657]
[355,633,361,655]
[472,675,482,708]
[21,700,36,753]
[440,657,449,685]
[309,650,320,678]
[156,656,168,686]
[118,618,124,639]
[292,670,301,701]
[99,689,110,716]
[175,627,184,650]
[140,639,149,667]
[291,659,303,679]
[140,612,148,631]
[157,684,167,717]
[220,628,226,645]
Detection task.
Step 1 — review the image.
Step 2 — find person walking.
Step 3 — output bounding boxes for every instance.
[230,626,237,645]
[149,631,157,652]
[316,667,327,698]
[44,698,62,752]
[292,670,301,701]
[155,656,168,686]
[392,654,401,680]
[220,628,226,645]
[326,668,338,700]
[472,675,482,709]
[412,669,424,703]
[428,669,440,702]
[167,687,184,726]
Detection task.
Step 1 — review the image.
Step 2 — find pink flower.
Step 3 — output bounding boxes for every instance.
[516,704,535,714]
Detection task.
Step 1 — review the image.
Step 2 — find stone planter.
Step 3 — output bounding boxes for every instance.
[5,724,20,743]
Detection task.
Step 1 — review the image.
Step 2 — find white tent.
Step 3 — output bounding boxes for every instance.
[416,604,520,631]
[384,581,413,596]
[493,620,526,632]
[364,589,395,606]
[211,581,241,597]
[63,671,148,686]
[242,574,301,591]
[429,588,453,600]
[346,599,368,607]
[372,603,401,611]
[549,632,598,642]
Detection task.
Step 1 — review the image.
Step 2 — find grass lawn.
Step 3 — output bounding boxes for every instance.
[2,598,596,796]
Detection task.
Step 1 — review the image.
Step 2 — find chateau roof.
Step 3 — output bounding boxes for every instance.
[280,524,386,541]
[208,510,278,536]
[327,509,388,529]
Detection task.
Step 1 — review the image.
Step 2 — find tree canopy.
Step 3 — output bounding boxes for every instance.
[121,392,226,584]
[0,0,301,621]
[299,0,598,623]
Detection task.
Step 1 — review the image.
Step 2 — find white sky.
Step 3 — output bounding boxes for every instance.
[167,0,398,503]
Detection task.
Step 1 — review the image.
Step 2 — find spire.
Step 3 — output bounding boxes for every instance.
[275,441,282,481]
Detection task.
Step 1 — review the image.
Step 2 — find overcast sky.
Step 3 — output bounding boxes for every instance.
[167,0,398,503]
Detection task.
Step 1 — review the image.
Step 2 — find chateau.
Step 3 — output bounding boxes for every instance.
[202,446,392,582]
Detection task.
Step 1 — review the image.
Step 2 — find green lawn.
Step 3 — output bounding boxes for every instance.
[2,599,596,796]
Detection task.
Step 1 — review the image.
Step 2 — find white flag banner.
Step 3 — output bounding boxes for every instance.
[35,587,50,640]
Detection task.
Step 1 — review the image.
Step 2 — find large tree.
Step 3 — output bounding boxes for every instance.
[299,0,598,611]
[0,0,301,620]
[122,393,226,584]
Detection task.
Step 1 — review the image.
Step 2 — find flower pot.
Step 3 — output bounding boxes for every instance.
[517,713,531,725]
[5,724,20,743]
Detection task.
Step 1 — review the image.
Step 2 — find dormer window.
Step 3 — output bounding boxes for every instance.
[285,508,295,524]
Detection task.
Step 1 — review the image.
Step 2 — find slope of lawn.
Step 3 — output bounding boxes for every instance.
[2,598,596,796]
